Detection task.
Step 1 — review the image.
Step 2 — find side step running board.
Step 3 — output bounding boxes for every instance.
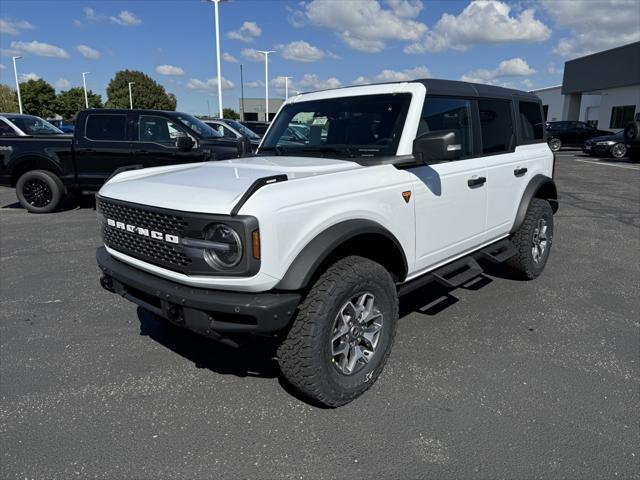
[431,257,483,289]
[477,238,517,263]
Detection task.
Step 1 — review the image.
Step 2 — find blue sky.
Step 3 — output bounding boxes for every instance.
[1,0,638,116]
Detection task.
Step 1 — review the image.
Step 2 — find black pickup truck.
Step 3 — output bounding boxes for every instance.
[0,109,251,213]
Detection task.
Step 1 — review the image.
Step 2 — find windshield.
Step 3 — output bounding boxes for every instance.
[224,119,261,139]
[260,93,411,158]
[7,115,64,135]
[175,114,222,138]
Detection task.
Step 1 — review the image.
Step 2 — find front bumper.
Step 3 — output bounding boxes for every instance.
[583,144,611,155]
[97,247,300,335]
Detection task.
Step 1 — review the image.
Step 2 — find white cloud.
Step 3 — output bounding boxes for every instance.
[155,64,185,76]
[298,74,341,91]
[241,48,266,62]
[0,18,35,35]
[460,57,536,84]
[222,52,238,63]
[521,78,534,90]
[19,72,40,81]
[10,40,69,58]
[227,21,262,42]
[187,77,235,92]
[547,62,561,75]
[277,41,325,62]
[54,78,70,89]
[304,0,427,53]
[110,10,141,26]
[541,0,640,59]
[405,0,550,54]
[352,66,431,85]
[76,44,101,59]
[245,80,265,88]
[0,64,4,69]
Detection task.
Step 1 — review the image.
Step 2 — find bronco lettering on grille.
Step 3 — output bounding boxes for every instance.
[106,218,179,244]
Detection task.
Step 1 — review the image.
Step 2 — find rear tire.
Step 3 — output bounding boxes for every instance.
[277,256,398,407]
[623,121,640,144]
[507,198,554,280]
[610,143,627,159]
[548,137,562,152]
[16,170,64,213]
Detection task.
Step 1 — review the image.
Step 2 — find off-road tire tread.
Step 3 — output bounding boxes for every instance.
[507,198,553,280]
[277,256,398,407]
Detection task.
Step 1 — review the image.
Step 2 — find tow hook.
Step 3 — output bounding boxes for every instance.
[100,275,115,292]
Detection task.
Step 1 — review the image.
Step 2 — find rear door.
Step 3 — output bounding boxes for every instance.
[74,112,133,189]
[410,96,488,272]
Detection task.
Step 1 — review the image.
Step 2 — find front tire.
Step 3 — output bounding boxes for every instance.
[16,170,65,213]
[507,198,554,280]
[277,256,398,407]
[548,137,562,152]
[610,143,627,159]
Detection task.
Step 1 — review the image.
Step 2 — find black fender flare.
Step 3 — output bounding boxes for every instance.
[275,219,408,291]
[511,174,558,233]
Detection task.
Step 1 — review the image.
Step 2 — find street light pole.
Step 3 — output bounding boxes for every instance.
[12,56,23,114]
[82,72,90,109]
[258,50,274,122]
[240,63,245,121]
[128,82,135,109]
[207,0,227,118]
[283,76,292,100]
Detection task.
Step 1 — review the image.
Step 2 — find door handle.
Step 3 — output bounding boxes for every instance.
[514,167,528,177]
[467,176,486,187]
[135,150,150,155]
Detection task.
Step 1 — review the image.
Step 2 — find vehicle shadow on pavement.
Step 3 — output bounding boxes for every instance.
[137,307,280,378]
[1,192,96,211]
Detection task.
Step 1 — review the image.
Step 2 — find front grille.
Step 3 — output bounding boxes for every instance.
[103,227,192,269]
[97,199,188,233]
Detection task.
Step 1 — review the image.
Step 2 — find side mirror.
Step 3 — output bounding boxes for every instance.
[413,130,461,163]
[175,132,195,151]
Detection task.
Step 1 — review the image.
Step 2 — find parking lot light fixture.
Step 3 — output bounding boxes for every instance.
[206,0,228,118]
[128,82,135,109]
[258,50,274,121]
[283,76,292,100]
[12,56,23,114]
[82,72,90,109]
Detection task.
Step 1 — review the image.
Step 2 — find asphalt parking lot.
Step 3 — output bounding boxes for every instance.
[1,151,638,479]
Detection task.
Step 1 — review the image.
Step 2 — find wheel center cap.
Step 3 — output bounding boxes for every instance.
[350,325,362,338]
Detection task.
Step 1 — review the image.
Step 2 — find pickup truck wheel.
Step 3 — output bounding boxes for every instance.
[277,256,398,407]
[16,170,64,213]
[507,198,554,279]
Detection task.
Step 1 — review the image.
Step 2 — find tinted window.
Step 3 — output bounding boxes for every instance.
[0,119,16,136]
[6,115,63,135]
[419,97,473,159]
[139,116,183,143]
[478,99,514,154]
[519,101,544,141]
[86,114,127,141]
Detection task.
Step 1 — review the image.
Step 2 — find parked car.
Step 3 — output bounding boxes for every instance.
[240,121,270,137]
[546,121,613,152]
[96,79,557,407]
[0,109,251,213]
[0,113,66,137]
[204,119,261,151]
[583,131,628,158]
[623,112,640,161]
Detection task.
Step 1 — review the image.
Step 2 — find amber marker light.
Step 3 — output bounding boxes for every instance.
[252,230,261,259]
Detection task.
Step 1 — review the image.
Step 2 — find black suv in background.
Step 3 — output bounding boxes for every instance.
[546,121,613,152]
[0,109,251,213]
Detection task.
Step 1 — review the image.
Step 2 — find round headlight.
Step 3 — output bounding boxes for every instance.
[203,223,243,269]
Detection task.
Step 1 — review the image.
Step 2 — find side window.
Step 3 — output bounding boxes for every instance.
[139,116,183,144]
[218,125,237,139]
[0,119,16,136]
[478,99,514,154]
[419,97,474,159]
[86,114,127,141]
[518,101,544,142]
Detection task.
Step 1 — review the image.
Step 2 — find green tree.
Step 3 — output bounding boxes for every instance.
[106,70,176,110]
[0,84,19,112]
[20,79,56,118]
[223,108,240,120]
[55,87,102,120]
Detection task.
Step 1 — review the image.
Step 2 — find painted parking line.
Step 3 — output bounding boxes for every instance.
[573,158,640,170]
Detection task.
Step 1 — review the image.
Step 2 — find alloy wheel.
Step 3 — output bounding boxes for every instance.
[22,178,52,208]
[611,143,627,159]
[531,218,549,264]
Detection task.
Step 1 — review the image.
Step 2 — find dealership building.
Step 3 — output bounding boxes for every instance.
[239,98,285,122]
[533,41,640,131]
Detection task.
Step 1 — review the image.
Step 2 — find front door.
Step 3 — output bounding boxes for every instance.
[410,96,487,273]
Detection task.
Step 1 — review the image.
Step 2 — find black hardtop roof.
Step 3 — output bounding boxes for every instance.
[80,109,188,116]
[412,78,539,101]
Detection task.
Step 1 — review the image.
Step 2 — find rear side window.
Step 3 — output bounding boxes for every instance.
[478,99,514,154]
[0,119,15,136]
[86,114,127,141]
[419,97,474,159]
[519,101,544,141]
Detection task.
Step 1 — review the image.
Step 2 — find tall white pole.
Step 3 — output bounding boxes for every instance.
[213,0,224,118]
[82,72,90,109]
[128,82,135,109]
[284,76,292,100]
[12,56,23,114]
[258,51,274,122]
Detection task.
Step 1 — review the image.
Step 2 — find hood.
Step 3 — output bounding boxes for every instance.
[99,156,362,214]
[586,133,622,143]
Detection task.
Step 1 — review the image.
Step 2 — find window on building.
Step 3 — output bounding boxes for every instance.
[478,99,514,154]
[419,97,474,159]
[518,101,544,142]
[86,114,127,141]
[610,105,636,129]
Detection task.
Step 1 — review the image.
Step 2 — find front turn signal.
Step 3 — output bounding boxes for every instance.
[252,229,261,260]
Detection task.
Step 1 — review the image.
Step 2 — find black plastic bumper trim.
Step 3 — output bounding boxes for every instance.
[97,247,300,334]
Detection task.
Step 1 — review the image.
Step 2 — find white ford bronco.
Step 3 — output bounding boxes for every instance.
[96,79,558,407]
